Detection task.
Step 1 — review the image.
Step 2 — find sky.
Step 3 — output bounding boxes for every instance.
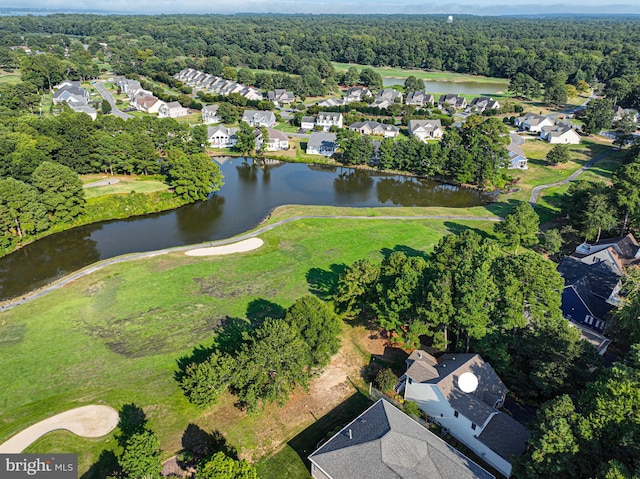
[1,0,639,15]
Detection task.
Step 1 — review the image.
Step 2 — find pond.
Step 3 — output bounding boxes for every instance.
[382,77,507,95]
[0,159,493,301]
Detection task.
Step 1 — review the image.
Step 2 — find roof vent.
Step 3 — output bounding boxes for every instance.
[417,352,422,359]
[348,429,352,440]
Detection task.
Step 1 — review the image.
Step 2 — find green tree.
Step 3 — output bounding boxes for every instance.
[509,72,541,99]
[0,178,48,239]
[334,258,380,315]
[545,144,570,166]
[494,201,540,252]
[118,430,162,479]
[374,368,398,393]
[101,99,112,115]
[582,98,614,135]
[341,66,359,86]
[541,228,563,256]
[166,149,224,202]
[31,161,86,224]
[20,54,66,91]
[543,71,568,107]
[359,68,382,90]
[234,318,311,412]
[234,121,257,155]
[404,75,424,92]
[203,56,223,76]
[614,268,640,343]
[217,102,238,124]
[222,66,237,81]
[337,129,373,165]
[613,159,640,233]
[613,112,638,149]
[285,295,342,370]
[236,68,255,86]
[196,452,258,479]
[180,352,236,407]
[583,191,618,242]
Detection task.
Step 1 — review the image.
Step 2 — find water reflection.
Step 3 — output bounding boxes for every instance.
[0,160,491,301]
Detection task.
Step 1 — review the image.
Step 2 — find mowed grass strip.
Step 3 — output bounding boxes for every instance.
[81,175,170,199]
[0,217,496,476]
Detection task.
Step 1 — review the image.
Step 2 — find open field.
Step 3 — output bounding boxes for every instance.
[0,71,21,84]
[81,174,170,199]
[0,215,496,477]
[331,62,509,84]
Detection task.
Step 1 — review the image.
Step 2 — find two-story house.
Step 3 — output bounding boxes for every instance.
[316,112,343,131]
[241,110,277,128]
[348,121,399,138]
[207,125,238,148]
[405,90,435,107]
[408,119,443,141]
[201,105,220,124]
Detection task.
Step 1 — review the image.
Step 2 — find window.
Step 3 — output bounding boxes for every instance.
[471,423,477,430]
[454,411,459,418]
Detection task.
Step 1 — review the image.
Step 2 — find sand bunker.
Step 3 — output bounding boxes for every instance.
[185,237,263,256]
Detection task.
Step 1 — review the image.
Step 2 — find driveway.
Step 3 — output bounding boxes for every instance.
[95,82,133,120]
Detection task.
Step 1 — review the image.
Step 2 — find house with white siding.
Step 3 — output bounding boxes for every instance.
[201,105,220,124]
[408,119,443,141]
[207,125,238,148]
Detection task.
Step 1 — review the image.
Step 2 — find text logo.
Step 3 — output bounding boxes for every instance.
[1,454,77,478]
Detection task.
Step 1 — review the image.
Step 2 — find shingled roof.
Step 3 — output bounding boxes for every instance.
[309,399,495,479]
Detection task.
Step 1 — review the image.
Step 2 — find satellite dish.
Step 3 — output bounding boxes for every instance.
[458,372,478,393]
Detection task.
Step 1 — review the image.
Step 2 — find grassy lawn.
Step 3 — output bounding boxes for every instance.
[0,215,496,477]
[273,122,300,133]
[81,174,170,199]
[331,62,509,84]
[0,71,21,84]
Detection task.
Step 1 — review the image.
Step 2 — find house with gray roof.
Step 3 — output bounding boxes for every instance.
[306,132,337,156]
[406,90,435,107]
[373,88,403,109]
[309,398,495,479]
[348,121,399,138]
[317,98,346,108]
[158,101,189,119]
[514,113,554,133]
[207,125,238,148]
[408,119,443,141]
[398,351,530,477]
[202,105,220,124]
[506,139,528,170]
[267,89,295,107]
[257,127,290,151]
[316,112,343,131]
[344,86,372,103]
[300,116,316,130]
[52,83,90,106]
[540,123,581,144]
[241,110,276,128]
[469,97,500,113]
[438,94,467,110]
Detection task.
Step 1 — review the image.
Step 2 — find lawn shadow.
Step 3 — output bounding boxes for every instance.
[285,391,373,469]
[306,263,347,300]
[364,346,410,381]
[117,403,147,445]
[178,424,238,469]
[483,198,522,218]
[443,221,494,239]
[174,316,250,384]
[246,298,285,323]
[80,450,118,479]
[380,245,429,260]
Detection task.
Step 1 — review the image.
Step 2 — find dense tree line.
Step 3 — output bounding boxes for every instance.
[179,295,342,412]
[514,345,640,479]
[334,228,598,401]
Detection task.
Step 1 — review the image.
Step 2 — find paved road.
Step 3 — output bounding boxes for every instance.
[95,82,133,120]
[509,132,525,146]
[0,214,501,312]
[529,150,613,205]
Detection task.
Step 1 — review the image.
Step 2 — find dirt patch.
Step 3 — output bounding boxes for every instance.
[194,276,284,299]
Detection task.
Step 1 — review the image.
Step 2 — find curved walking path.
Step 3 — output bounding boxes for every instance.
[0,214,500,312]
[529,150,614,205]
[0,405,119,453]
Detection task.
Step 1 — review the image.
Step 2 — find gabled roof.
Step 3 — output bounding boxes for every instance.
[541,123,578,138]
[207,125,237,137]
[557,256,620,300]
[518,113,553,127]
[408,119,442,133]
[477,412,530,462]
[309,399,495,479]
[405,352,508,426]
[317,112,343,121]
[263,127,289,142]
[202,104,219,114]
[301,115,316,124]
[406,90,434,105]
[307,131,337,149]
[242,110,276,123]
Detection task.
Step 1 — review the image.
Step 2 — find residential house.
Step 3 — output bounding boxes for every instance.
[52,83,90,105]
[201,105,220,124]
[207,125,238,148]
[438,94,467,110]
[540,123,581,144]
[612,104,625,122]
[348,121,399,138]
[373,88,403,109]
[306,132,337,156]
[469,97,500,113]
[69,104,97,120]
[344,86,372,103]
[574,234,640,274]
[308,398,495,479]
[158,101,189,119]
[408,119,443,141]
[506,139,528,170]
[257,127,290,151]
[53,80,81,91]
[241,110,277,128]
[317,98,346,108]
[300,116,316,130]
[405,90,435,107]
[267,89,295,107]
[514,113,554,133]
[133,94,165,114]
[316,112,343,131]
[173,68,263,101]
[398,351,530,477]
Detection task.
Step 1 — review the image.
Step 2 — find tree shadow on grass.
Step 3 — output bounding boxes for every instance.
[174,316,250,384]
[178,424,238,469]
[443,221,495,238]
[306,263,347,300]
[484,198,522,218]
[285,391,373,469]
[117,403,147,446]
[246,298,285,323]
[380,245,429,260]
[80,450,118,479]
